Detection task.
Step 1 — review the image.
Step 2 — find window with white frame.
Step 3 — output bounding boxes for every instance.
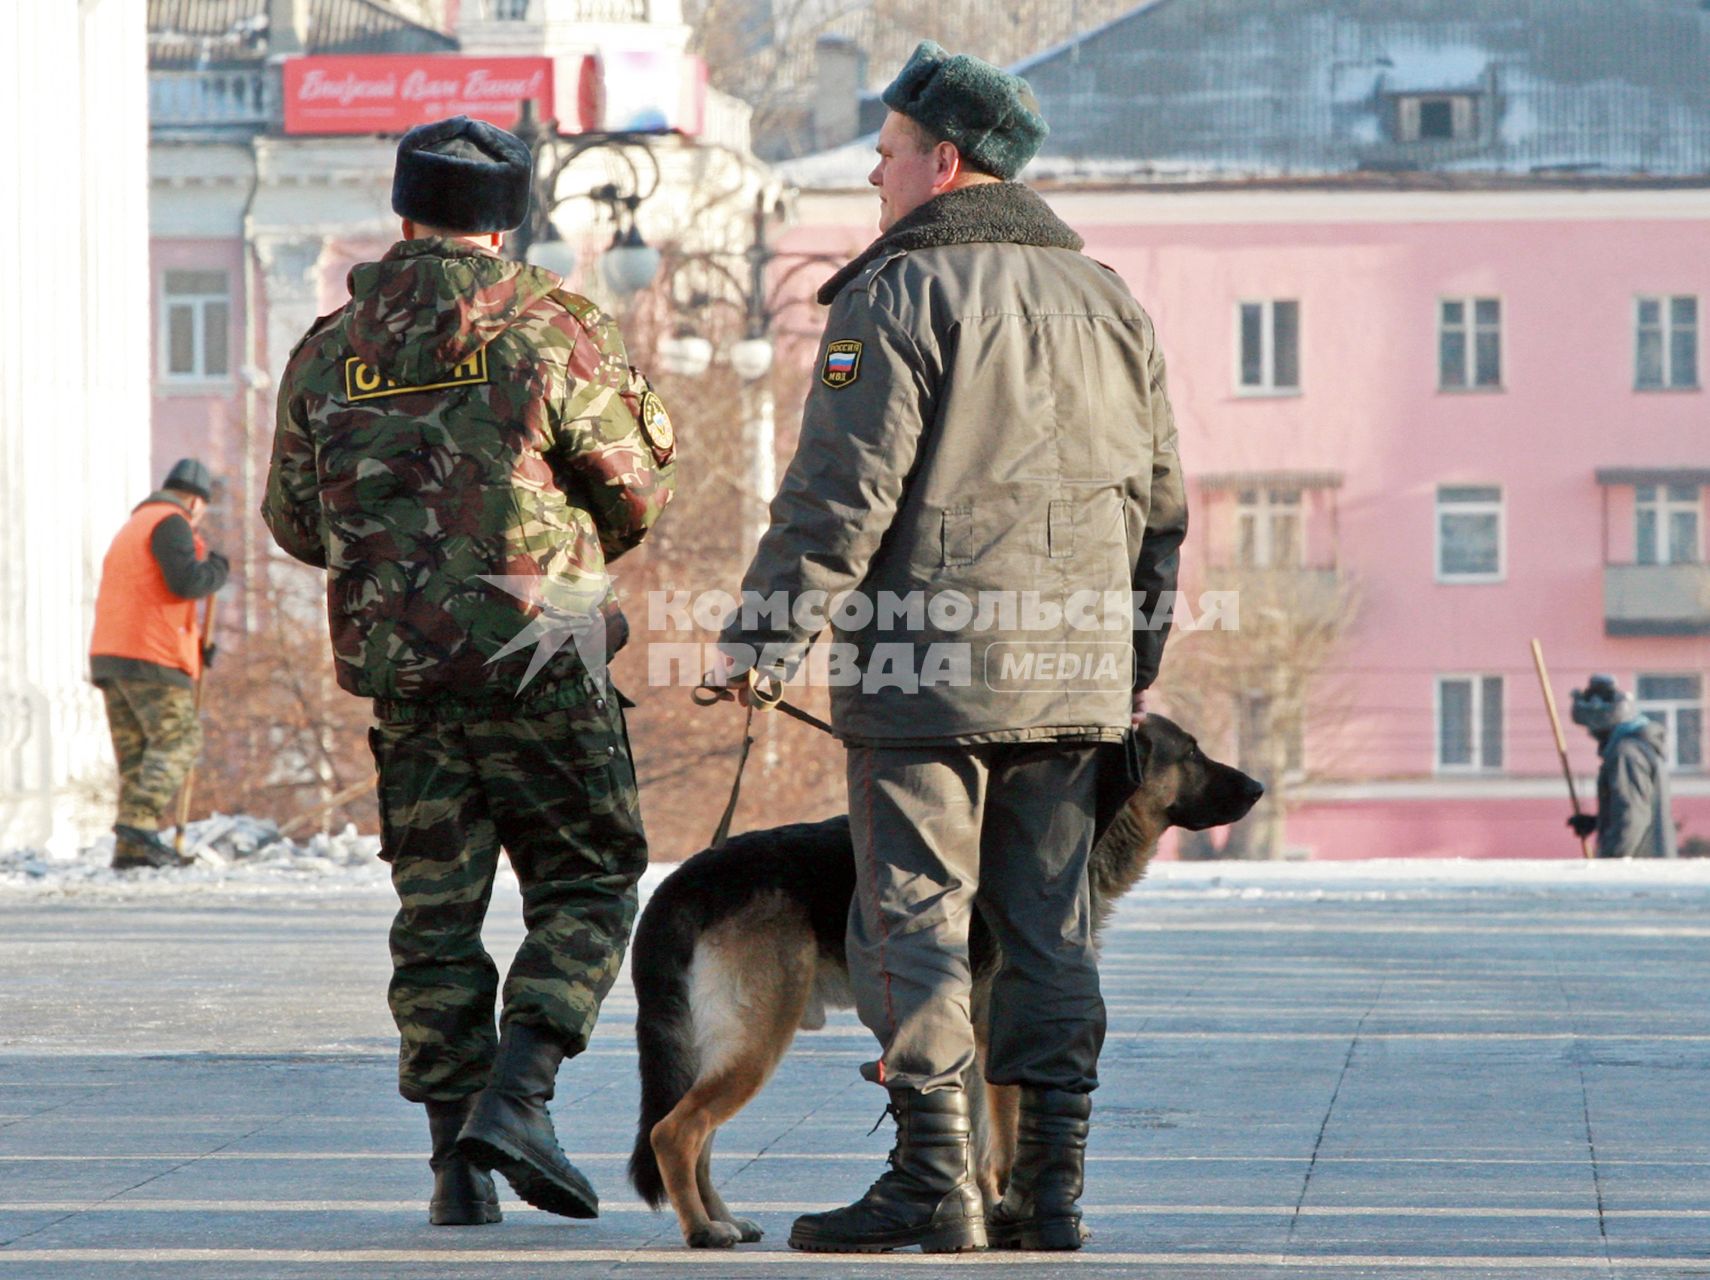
[1437,674,1503,771]
[1238,300,1300,392]
[1436,485,1503,581]
[1636,296,1699,390]
[1636,674,1703,771]
[1236,488,1303,568]
[1396,94,1479,142]
[1439,297,1501,390]
[161,269,230,381]
[1635,483,1701,565]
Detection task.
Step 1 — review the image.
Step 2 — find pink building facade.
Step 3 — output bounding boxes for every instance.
[787,185,1710,858]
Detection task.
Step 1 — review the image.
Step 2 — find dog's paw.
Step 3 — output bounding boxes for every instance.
[729,1216,764,1243]
[687,1221,743,1249]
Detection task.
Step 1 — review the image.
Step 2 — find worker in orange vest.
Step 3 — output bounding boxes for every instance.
[89,459,228,869]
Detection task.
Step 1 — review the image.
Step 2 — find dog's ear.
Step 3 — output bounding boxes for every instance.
[1125,726,1153,786]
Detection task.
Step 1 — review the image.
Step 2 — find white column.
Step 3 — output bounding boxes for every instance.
[0,0,150,854]
[255,235,329,387]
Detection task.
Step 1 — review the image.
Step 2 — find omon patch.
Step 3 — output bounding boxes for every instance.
[343,349,489,402]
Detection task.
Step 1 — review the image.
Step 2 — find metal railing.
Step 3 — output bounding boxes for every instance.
[150,68,279,129]
[472,0,650,20]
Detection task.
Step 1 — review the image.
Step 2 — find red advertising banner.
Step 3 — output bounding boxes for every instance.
[282,56,554,136]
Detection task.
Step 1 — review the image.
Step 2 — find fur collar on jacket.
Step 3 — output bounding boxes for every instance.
[817,181,1084,304]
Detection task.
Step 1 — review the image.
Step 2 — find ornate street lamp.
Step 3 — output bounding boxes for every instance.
[508,99,662,296]
[652,190,842,555]
[597,195,661,299]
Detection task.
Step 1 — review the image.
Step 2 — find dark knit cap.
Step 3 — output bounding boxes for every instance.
[391,115,533,234]
[162,458,213,502]
[881,41,1048,180]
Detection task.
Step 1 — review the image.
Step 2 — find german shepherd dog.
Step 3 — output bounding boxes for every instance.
[627,715,1264,1248]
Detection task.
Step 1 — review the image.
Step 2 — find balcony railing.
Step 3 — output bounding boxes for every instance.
[470,0,651,20]
[151,68,279,129]
[1605,563,1710,635]
[1203,566,1346,622]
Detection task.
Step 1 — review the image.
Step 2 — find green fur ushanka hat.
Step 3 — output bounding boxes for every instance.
[880,41,1048,180]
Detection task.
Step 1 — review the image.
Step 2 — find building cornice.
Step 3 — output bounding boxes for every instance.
[1299,776,1710,803]
[794,184,1710,229]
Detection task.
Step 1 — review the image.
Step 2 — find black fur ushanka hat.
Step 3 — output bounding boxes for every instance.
[391,115,533,234]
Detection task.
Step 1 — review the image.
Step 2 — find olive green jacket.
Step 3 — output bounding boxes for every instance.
[721,182,1187,745]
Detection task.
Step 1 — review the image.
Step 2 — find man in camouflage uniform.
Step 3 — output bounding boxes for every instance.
[89,458,228,870]
[263,116,675,1227]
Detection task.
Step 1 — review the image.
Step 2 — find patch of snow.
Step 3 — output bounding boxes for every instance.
[1,816,685,903]
[1139,857,1710,904]
[0,813,387,898]
[11,822,1706,910]
[1379,41,1492,94]
[1498,70,1537,145]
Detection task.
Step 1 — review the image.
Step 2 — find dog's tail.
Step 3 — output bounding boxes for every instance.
[627,881,700,1209]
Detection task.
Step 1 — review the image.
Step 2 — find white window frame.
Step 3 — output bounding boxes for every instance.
[1235,487,1304,569]
[1635,483,1702,566]
[1235,299,1301,395]
[1396,94,1478,142]
[1635,672,1704,772]
[1434,485,1505,583]
[1438,295,1502,391]
[159,269,232,384]
[1635,295,1699,391]
[1435,674,1504,774]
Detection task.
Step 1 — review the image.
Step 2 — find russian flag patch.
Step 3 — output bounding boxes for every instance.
[821,339,862,389]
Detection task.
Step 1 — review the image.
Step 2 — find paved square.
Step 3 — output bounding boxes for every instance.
[1,860,1707,1278]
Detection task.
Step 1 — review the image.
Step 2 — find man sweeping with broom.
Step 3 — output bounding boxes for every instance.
[1567,675,1677,860]
[89,458,228,869]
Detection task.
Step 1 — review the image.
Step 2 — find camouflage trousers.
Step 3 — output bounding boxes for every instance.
[368,682,649,1103]
[100,678,202,830]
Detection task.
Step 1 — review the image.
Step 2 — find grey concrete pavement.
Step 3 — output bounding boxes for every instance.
[1,864,1707,1278]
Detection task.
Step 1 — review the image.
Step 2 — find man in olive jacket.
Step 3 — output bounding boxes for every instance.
[715,42,1187,1255]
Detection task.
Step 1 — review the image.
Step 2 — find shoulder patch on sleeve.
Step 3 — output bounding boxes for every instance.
[820,339,863,389]
[639,387,675,463]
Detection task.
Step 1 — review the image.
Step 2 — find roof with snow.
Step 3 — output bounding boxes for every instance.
[782,0,1710,188]
[148,0,455,68]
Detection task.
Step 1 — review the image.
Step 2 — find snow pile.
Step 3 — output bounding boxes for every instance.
[0,813,386,897]
[1141,857,1710,904]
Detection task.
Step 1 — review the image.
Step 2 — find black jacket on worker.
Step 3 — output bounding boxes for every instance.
[1592,718,1677,859]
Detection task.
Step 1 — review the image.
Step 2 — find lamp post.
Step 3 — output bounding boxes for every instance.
[655,190,841,550]
[508,99,664,300]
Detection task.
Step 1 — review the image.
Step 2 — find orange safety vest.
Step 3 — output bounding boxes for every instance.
[89,501,207,680]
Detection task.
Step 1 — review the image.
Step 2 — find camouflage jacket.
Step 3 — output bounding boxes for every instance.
[263,238,675,715]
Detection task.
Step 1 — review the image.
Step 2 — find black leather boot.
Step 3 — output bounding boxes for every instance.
[986,1087,1091,1250]
[425,1098,501,1226]
[788,1086,986,1253]
[455,1023,598,1219]
[111,825,192,870]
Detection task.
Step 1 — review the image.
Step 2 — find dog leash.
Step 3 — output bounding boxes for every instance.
[693,671,835,846]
